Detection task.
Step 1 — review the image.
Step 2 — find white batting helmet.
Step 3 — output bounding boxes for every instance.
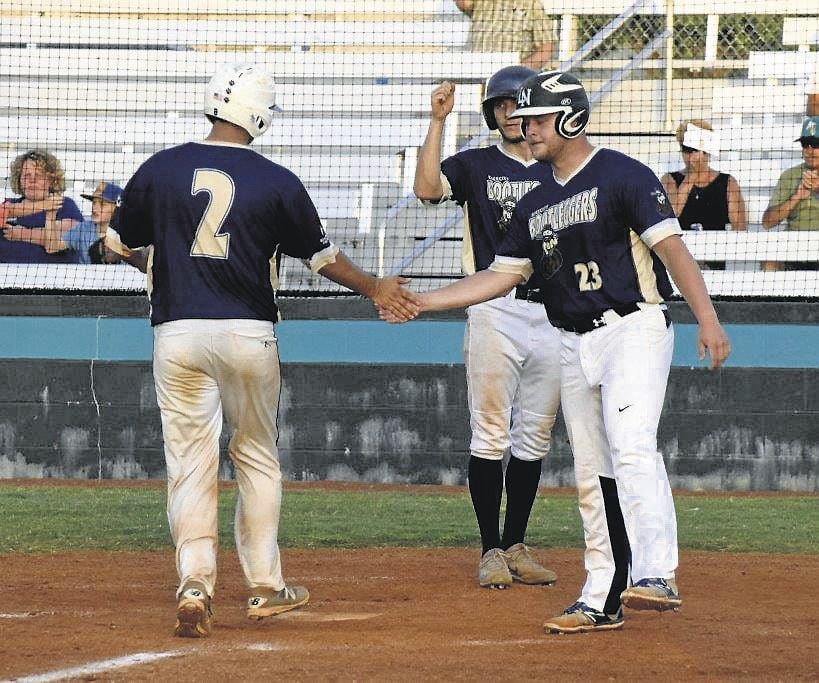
[204,63,282,139]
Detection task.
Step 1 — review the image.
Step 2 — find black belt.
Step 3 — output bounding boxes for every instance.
[514,285,544,303]
[550,303,643,334]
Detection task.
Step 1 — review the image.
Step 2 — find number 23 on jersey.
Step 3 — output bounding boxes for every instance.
[575,261,603,291]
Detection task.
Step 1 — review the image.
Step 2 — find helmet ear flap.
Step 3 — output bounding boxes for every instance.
[482,100,498,130]
[554,112,565,138]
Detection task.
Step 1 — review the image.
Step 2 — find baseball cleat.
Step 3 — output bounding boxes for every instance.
[477,548,513,589]
[247,585,310,620]
[174,581,213,638]
[543,601,624,634]
[504,543,557,585]
[620,577,682,612]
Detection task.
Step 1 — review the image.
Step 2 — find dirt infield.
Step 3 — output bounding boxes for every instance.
[1,548,817,681]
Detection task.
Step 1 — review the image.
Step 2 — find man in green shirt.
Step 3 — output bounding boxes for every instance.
[763,117,819,232]
[761,117,819,270]
[455,0,556,70]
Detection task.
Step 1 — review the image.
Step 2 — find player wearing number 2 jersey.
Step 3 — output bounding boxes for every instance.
[107,64,417,638]
[381,71,730,635]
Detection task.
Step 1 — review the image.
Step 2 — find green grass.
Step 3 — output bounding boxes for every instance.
[0,485,816,555]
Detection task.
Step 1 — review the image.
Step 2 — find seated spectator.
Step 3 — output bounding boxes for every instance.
[59,182,123,264]
[661,120,747,269]
[761,117,819,271]
[454,0,556,71]
[0,150,82,263]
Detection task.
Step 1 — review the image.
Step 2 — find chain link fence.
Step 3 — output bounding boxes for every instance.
[0,2,817,297]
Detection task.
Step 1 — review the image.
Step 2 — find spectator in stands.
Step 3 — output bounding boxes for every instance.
[0,149,82,263]
[61,182,123,264]
[454,0,556,70]
[761,117,819,271]
[660,120,747,270]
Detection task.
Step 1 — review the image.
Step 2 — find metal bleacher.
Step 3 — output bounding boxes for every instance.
[1,0,818,295]
[0,0,511,291]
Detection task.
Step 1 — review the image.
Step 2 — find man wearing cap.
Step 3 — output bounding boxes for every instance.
[762,117,819,269]
[68,182,123,264]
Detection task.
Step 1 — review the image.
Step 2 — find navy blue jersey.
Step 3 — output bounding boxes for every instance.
[110,141,333,326]
[441,145,544,275]
[493,147,682,320]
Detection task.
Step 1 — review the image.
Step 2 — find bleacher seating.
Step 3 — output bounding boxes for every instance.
[2,1,818,296]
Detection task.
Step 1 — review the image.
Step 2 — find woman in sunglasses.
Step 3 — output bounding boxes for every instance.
[660,121,747,269]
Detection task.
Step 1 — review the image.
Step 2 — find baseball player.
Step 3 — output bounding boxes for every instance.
[414,66,560,589]
[384,71,730,634]
[107,63,418,638]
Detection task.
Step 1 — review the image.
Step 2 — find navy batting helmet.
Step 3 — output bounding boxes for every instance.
[481,65,538,130]
[510,71,590,139]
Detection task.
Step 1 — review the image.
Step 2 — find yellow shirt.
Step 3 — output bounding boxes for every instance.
[465,0,556,67]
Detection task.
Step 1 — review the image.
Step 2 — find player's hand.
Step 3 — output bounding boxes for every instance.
[371,276,421,322]
[431,81,456,122]
[698,318,730,370]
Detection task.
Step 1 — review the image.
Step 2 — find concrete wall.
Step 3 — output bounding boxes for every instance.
[0,296,816,491]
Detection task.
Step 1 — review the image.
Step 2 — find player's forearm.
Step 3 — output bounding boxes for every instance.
[317,251,380,298]
[654,236,718,325]
[414,120,446,200]
[420,270,520,312]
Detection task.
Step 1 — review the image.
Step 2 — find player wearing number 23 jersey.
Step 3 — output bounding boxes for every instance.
[495,146,681,326]
[397,71,730,635]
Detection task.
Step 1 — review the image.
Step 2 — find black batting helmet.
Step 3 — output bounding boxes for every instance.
[510,71,590,139]
[481,65,538,130]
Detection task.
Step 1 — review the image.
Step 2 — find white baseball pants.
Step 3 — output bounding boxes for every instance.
[559,305,678,614]
[463,291,561,462]
[153,319,285,599]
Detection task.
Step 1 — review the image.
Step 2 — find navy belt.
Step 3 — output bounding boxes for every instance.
[514,285,544,303]
[550,303,643,334]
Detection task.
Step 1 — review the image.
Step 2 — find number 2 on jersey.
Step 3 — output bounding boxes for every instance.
[190,168,235,259]
[574,261,603,291]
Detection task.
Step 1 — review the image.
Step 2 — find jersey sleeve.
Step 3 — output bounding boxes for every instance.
[620,161,682,249]
[440,153,471,205]
[107,164,154,254]
[488,201,534,281]
[276,177,338,273]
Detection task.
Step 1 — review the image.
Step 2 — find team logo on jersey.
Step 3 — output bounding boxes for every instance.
[539,228,563,279]
[651,188,672,217]
[528,188,598,237]
[527,211,563,279]
[485,177,540,232]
